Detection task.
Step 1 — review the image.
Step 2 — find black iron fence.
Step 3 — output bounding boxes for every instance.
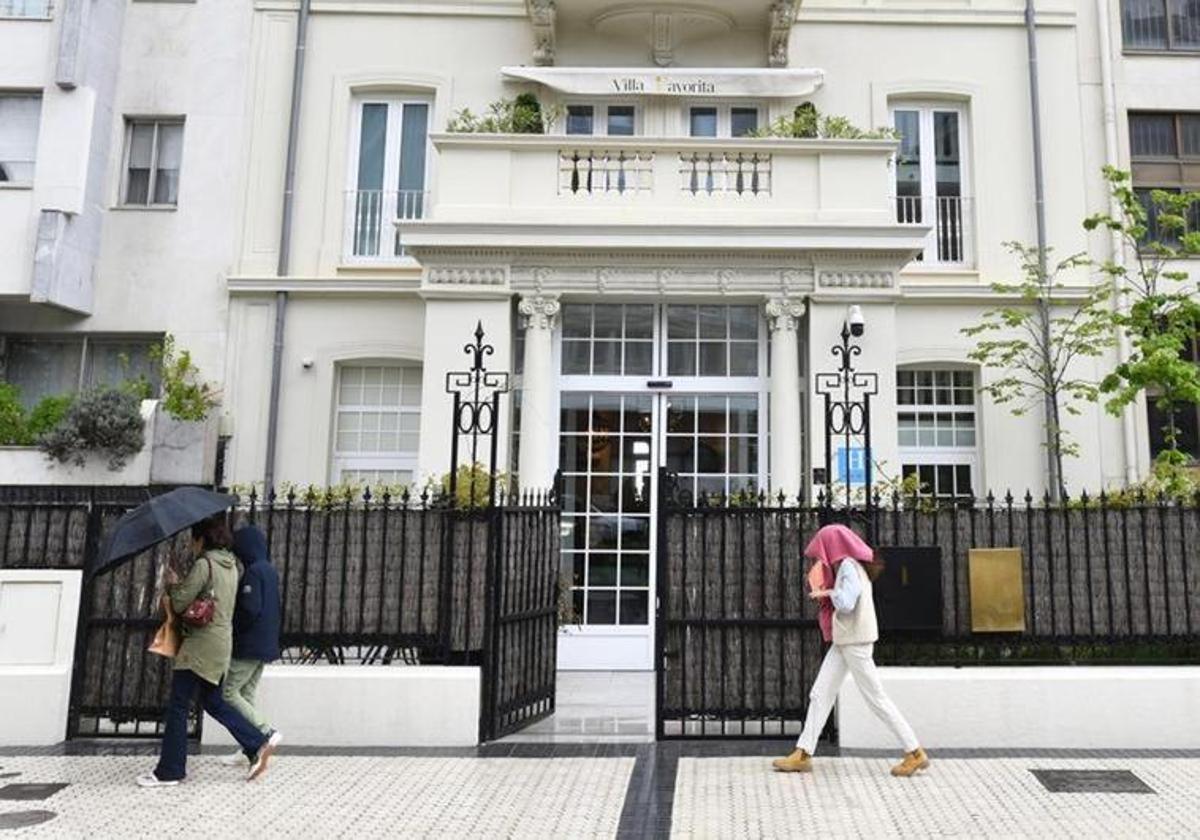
[656,474,1200,739]
[0,482,560,743]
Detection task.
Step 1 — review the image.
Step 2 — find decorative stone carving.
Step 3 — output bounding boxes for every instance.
[818,270,894,289]
[717,269,734,295]
[511,262,815,296]
[519,295,561,332]
[426,266,508,286]
[653,12,673,67]
[765,297,806,333]
[768,1,799,68]
[529,0,556,66]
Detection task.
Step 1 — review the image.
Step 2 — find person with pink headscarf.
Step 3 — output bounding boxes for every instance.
[772,523,930,777]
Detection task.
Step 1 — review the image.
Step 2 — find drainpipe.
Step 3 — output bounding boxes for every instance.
[1024,0,1060,500]
[1095,0,1140,485]
[264,0,311,491]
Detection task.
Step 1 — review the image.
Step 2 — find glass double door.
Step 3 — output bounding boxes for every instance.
[555,303,766,670]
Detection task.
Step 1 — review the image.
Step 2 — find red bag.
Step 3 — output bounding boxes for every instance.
[179,557,217,628]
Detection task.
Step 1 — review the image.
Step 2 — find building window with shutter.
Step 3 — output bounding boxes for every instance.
[120,118,184,207]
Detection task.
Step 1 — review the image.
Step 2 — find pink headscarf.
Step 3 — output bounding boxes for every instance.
[804,524,876,642]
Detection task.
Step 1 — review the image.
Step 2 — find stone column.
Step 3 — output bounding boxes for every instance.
[517,295,561,492]
[766,297,805,501]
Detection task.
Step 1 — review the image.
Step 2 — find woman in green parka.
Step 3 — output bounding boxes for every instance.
[137,516,281,787]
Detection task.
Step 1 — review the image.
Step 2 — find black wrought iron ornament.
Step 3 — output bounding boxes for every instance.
[815,320,879,509]
[445,322,510,505]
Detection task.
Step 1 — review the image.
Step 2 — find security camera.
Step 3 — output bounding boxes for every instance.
[846,305,865,338]
[301,357,314,370]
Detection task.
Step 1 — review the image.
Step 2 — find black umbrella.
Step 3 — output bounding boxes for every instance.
[93,487,236,575]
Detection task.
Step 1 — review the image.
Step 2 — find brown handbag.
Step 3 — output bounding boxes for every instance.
[179,556,217,627]
[148,595,180,658]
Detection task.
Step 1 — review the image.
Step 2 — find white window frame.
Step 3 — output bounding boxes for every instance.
[118,117,184,208]
[896,365,980,500]
[889,101,973,266]
[563,102,641,137]
[344,95,432,264]
[683,102,764,138]
[331,363,422,486]
[0,92,42,187]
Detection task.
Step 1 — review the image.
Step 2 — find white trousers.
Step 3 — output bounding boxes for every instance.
[795,643,920,754]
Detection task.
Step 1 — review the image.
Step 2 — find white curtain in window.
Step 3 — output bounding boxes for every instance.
[0,95,41,184]
[154,123,184,205]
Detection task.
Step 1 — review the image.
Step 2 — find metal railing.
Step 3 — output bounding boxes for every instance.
[655,474,1200,739]
[0,0,52,18]
[894,194,974,266]
[345,189,427,260]
[558,149,654,195]
[680,152,771,197]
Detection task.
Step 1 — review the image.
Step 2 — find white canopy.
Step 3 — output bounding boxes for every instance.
[501,66,824,99]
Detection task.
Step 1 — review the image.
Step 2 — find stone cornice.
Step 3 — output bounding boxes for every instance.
[226,276,421,295]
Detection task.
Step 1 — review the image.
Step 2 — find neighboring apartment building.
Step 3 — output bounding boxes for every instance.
[0,0,250,440]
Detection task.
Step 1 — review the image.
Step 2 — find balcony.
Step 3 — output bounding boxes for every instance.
[402,134,931,258]
[343,189,428,262]
[894,195,974,267]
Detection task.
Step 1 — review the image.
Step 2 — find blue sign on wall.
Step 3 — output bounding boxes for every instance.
[836,446,867,485]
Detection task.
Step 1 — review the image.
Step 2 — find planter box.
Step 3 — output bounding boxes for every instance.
[0,400,219,486]
[149,408,218,485]
[0,400,157,485]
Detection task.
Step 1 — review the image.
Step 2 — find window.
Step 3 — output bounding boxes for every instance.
[0,1,52,18]
[687,105,761,138]
[1128,112,1200,244]
[121,119,183,206]
[347,97,429,260]
[665,304,759,377]
[1147,336,1199,463]
[897,368,978,502]
[0,94,42,185]
[1,335,161,408]
[565,104,637,136]
[1121,0,1200,51]
[332,364,422,486]
[561,304,655,376]
[892,104,971,265]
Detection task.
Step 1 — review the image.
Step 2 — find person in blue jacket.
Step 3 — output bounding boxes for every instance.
[221,524,283,767]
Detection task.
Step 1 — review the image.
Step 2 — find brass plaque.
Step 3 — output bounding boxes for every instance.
[968,548,1025,633]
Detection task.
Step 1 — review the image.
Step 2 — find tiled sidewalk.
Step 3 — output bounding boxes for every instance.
[0,746,1197,838]
[672,755,1200,839]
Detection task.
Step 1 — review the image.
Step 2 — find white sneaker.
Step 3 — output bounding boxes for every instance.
[219,750,250,767]
[247,730,282,782]
[136,772,180,788]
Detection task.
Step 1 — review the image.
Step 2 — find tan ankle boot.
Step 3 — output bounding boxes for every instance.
[772,748,813,773]
[890,747,930,777]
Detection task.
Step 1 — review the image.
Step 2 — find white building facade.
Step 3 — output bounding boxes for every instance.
[1,1,1196,669]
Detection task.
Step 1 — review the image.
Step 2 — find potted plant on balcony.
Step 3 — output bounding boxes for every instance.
[145,335,221,484]
[446,92,563,134]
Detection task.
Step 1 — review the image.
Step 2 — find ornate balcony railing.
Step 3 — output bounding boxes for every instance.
[894,194,974,266]
[345,189,427,260]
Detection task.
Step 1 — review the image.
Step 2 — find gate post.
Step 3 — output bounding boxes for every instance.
[65,495,101,739]
[654,467,668,741]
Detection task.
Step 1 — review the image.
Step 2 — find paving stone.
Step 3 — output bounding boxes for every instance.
[0,811,57,830]
[0,785,66,802]
[1031,769,1155,794]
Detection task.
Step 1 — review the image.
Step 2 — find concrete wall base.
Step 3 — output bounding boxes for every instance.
[202,665,481,748]
[837,666,1200,750]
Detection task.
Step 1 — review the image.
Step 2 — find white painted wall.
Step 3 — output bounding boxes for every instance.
[838,666,1200,750]
[201,665,481,748]
[0,570,82,746]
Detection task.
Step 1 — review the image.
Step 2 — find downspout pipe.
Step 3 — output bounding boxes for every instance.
[264,0,311,491]
[1024,0,1060,500]
[1095,0,1140,485]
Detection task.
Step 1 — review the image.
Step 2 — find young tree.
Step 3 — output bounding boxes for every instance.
[1084,167,1200,466]
[961,242,1114,501]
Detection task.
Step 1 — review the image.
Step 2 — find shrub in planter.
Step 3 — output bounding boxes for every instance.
[40,386,146,470]
[446,93,562,134]
[0,383,25,445]
[26,394,73,441]
[152,334,220,421]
